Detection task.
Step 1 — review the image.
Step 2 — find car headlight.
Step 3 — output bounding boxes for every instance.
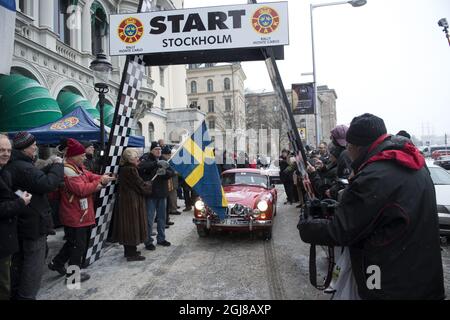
[257,200,269,212]
[195,200,205,211]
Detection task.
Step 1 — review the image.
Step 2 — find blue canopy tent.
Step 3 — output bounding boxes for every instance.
[8,106,145,147]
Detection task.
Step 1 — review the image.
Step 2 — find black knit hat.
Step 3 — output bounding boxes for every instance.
[396,130,411,140]
[13,131,36,150]
[150,141,161,151]
[346,113,387,146]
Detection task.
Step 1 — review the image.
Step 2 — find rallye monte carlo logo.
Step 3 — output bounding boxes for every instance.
[50,117,79,130]
[252,7,280,34]
[118,17,144,44]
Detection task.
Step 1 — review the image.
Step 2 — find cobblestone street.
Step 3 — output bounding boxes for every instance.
[37,188,450,300]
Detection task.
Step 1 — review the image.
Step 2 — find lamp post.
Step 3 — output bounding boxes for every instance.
[310,0,367,147]
[438,18,450,47]
[89,51,112,155]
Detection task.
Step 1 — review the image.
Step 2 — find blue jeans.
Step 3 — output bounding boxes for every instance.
[145,198,167,245]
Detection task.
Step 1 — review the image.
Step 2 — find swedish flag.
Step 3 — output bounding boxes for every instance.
[169,121,228,220]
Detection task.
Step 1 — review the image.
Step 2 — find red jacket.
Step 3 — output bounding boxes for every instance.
[59,160,102,228]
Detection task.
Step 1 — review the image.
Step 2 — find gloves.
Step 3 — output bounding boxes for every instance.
[156,168,166,176]
[157,160,170,169]
[49,155,63,164]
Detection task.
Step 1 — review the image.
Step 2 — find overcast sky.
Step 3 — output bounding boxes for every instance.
[184,0,450,139]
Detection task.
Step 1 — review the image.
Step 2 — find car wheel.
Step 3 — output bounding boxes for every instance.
[262,228,272,241]
[197,226,210,238]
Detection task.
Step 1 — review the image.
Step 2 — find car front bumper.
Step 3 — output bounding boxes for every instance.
[193,217,272,231]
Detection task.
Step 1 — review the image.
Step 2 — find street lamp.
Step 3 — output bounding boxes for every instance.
[310,0,367,147]
[90,51,113,155]
[438,18,450,47]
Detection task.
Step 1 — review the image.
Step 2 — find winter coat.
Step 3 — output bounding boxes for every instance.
[5,150,64,240]
[138,153,174,199]
[59,160,101,228]
[112,163,152,246]
[0,169,26,258]
[279,157,289,183]
[299,134,445,300]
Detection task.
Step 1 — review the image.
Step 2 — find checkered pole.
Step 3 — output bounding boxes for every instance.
[84,0,153,266]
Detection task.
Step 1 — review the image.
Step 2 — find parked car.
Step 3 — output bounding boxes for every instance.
[434,155,450,170]
[193,168,277,240]
[420,145,449,158]
[261,160,281,185]
[427,162,450,238]
[431,149,450,160]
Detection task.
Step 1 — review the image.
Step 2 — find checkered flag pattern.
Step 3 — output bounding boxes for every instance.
[84,0,152,266]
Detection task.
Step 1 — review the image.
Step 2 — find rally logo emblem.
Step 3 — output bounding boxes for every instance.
[50,117,79,130]
[118,17,144,44]
[252,7,280,34]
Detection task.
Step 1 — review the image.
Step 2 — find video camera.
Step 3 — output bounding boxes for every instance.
[303,198,339,221]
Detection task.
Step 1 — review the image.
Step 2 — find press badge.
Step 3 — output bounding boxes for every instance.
[79,198,88,210]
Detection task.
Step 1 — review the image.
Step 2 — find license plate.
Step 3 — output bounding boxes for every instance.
[224,219,240,225]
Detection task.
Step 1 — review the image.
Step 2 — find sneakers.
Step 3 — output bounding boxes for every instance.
[48,261,66,276]
[145,244,156,251]
[126,255,146,262]
[167,221,174,225]
[157,240,171,247]
[323,285,336,294]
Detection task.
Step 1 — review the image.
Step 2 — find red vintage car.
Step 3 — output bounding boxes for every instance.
[193,169,277,240]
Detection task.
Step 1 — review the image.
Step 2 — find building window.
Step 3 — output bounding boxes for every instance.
[208,100,215,113]
[207,79,214,92]
[160,97,165,110]
[190,81,197,94]
[56,0,71,45]
[226,120,232,129]
[17,0,33,16]
[224,78,231,91]
[136,122,143,136]
[148,123,155,142]
[209,120,215,129]
[159,67,165,86]
[91,1,108,55]
[225,99,232,112]
[18,0,25,12]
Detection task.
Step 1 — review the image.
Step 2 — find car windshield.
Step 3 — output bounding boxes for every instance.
[222,172,268,188]
[429,167,450,185]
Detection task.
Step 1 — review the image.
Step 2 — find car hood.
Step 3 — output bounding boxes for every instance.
[435,184,450,206]
[223,185,270,208]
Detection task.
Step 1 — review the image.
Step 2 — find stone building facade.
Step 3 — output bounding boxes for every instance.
[7,0,191,148]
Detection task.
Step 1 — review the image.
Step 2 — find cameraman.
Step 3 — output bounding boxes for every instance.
[299,113,444,300]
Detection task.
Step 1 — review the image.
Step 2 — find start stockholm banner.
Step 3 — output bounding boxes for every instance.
[109,2,289,56]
